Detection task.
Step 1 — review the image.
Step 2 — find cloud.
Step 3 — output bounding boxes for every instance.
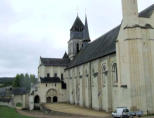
[0,0,153,77]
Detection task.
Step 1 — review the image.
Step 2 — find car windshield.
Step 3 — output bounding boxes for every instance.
[123,109,129,112]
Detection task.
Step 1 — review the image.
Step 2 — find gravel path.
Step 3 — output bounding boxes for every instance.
[45,103,109,118]
[17,109,111,118]
[17,109,154,118]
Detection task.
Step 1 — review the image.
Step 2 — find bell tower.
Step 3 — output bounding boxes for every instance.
[68,15,91,60]
[68,16,84,60]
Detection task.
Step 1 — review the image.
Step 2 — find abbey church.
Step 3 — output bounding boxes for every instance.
[29,0,154,114]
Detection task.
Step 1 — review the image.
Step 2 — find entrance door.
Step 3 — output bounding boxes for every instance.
[47,97,51,103]
[53,96,58,103]
[34,95,40,110]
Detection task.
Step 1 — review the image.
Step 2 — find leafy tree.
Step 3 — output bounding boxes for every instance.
[12,74,20,87]
[12,73,38,89]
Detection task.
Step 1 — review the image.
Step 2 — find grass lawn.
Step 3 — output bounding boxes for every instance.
[0,106,33,118]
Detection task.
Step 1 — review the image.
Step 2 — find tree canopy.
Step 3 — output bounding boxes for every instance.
[12,73,38,90]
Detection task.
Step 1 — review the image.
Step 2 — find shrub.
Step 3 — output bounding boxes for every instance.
[16,102,22,107]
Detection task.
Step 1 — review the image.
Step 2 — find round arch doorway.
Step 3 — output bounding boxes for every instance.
[46,89,58,103]
[53,96,58,103]
[34,95,40,110]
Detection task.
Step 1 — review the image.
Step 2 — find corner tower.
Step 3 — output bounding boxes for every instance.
[116,0,154,113]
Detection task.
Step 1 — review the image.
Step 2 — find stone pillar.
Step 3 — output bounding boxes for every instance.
[121,0,138,25]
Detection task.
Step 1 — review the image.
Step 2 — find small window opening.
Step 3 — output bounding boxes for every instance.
[54,73,57,77]
[61,73,63,81]
[47,73,50,77]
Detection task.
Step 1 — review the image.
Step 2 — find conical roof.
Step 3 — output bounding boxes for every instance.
[70,16,84,32]
[63,52,69,59]
[83,15,90,41]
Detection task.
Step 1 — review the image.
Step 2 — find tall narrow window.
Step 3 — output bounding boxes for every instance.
[102,64,107,85]
[76,43,79,53]
[61,73,63,81]
[112,63,118,83]
[47,73,50,77]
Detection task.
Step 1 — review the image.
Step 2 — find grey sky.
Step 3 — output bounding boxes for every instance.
[0,0,153,77]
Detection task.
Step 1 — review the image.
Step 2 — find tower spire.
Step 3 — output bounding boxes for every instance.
[83,14,90,42]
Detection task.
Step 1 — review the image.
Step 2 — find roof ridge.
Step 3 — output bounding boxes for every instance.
[41,57,63,60]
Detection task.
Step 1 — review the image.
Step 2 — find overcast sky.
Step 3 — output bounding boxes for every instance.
[0,0,153,77]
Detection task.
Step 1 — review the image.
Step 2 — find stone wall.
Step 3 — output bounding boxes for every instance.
[38,66,65,80]
[116,0,154,114]
[13,94,29,109]
[0,102,13,108]
[65,54,119,112]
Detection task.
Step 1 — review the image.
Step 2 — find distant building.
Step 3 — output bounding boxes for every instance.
[31,0,154,114]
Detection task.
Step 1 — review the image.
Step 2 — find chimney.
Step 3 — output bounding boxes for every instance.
[122,0,138,24]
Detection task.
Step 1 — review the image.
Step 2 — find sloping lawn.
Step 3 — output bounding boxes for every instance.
[0,106,33,118]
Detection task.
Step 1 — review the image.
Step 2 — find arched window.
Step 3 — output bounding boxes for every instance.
[112,63,118,83]
[102,64,107,85]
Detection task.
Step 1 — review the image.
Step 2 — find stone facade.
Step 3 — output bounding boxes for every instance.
[64,0,154,114]
[65,54,117,112]
[38,65,65,80]
[29,59,68,110]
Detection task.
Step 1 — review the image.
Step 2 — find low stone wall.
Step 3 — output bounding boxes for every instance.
[0,101,13,108]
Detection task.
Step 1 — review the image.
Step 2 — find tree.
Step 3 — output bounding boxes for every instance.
[12,74,20,87]
[12,73,38,89]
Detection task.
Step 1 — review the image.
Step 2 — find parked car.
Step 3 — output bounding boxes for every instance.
[112,107,130,118]
[135,111,143,117]
[128,111,136,116]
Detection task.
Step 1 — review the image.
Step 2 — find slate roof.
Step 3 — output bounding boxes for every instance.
[63,52,69,59]
[0,87,13,97]
[40,57,70,67]
[0,89,6,97]
[83,15,90,42]
[139,4,154,18]
[0,98,11,102]
[66,4,154,69]
[70,16,84,31]
[40,77,61,83]
[67,26,120,69]
[12,88,28,95]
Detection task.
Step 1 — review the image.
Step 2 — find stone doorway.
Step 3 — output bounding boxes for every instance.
[34,95,40,110]
[53,96,58,103]
[46,97,51,103]
[46,89,57,103]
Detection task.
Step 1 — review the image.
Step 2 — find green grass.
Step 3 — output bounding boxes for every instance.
[0,106,33,118]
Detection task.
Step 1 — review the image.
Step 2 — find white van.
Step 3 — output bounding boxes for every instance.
[112,107,130,118]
